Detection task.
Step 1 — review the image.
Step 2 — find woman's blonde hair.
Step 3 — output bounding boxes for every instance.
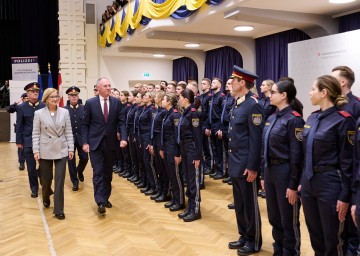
[315,75,348,107]
[42,88,58,103]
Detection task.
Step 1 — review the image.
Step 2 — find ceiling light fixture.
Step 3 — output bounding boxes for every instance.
[153,54,165,58]
[329,0,356,3]
[185,43,200,48]
[234,25,254,32]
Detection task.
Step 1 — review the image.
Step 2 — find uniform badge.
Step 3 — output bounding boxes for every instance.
[252,114,262,126]
[347,131,356,145]
[192,118,200,127]
[174,118,179,127]
[295,128,303,141]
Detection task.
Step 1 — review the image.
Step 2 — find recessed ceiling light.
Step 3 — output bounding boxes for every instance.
[234,25,254,32]
[185,43,200,48]
[329,0,356,3]
[153,54,165,58]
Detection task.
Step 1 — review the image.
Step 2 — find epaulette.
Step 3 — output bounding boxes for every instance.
[338,111,351,117]
[127,103,131,107]
[208,93,212,97]
[173,109,178,113]
[291,111,301,117]
[250,96,259,103]
[191,108,197,112]
[356,97,360,102]
[151,105,156,109]
[221,93,225,97]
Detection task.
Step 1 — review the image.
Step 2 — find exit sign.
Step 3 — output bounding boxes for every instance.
[143,72,150,77]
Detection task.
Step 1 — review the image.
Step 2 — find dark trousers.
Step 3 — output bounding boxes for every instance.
[231,176,262,251]
[202,132,213,171]
[135,133,146,182]
[89,138,115,205]
[24,147,39,194]
[40,157,67,215]
[355,193,360,254]
[342,208,359,255]
[68,140,88,186]
[210,129,223,175]
[264,163,301,255]
[18,147,25,164]
[222,132,229,176]
[164,143,184,205]
[141,134,157,189]
[301,170,344,256]
[180,141,201,213]
[153,143,168,196]
[129,134,139,177]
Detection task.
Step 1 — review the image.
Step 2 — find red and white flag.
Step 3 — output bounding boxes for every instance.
[58,72,64,107]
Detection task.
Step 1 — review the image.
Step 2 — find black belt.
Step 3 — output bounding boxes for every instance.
[180,138,193,144]
[313,165,339,173]
[269,158,289,165]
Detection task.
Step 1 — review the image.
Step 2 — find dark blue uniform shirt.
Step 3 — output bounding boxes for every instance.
[161,107,180,151]
[139,104,156,135]
[63,104,85,145]
[220,94,235,132]
[151,107,167,146]
[343,91,360,119]
[206,90,225,130]
[199,91,211,128]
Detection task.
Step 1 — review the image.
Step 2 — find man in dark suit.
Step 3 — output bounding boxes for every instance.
[16,82,45,198]
[64,86,88,191]
[82,77,127,215]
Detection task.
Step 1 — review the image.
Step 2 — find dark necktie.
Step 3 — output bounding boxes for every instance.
[209,94,214,125]
[151,111,158,140]
[220,95,229,124]
[177,116,183,144]
[263,114,278,170]
[103,98,108,123]
[161,117,166,148]
[305,114,321,179]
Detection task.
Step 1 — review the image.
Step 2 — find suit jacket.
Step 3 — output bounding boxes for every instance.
[32,107,74,160]
[81,96,126,151]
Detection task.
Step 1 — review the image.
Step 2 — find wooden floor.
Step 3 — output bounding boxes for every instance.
[0,142,313,256]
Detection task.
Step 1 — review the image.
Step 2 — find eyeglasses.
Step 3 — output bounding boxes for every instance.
[49,96,60,99]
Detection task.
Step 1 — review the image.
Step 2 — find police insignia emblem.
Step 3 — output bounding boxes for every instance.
[192,118,200,127]
[295,128,303,141]
[252,114,262,125]
[347,131,356,145]
[174,118,179,126]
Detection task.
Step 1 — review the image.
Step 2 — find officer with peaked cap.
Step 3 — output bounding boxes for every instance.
[227,66,264,255]
[63,86,88,191]
[16,82,46,198]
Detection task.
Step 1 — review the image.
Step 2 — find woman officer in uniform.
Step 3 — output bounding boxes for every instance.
[262,80,304,255]
[175,89,202,222]
[301,75,355,255]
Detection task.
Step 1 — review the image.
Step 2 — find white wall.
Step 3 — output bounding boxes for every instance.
[99,56,173,90]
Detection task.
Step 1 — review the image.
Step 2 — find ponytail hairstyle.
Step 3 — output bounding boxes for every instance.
[315,75,348,107]
[276,80,303,116]
[165,93,178,107]
[180,88,195,104]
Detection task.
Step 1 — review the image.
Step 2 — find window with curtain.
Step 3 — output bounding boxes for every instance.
[339,11,360,33]
[173,57,198,83]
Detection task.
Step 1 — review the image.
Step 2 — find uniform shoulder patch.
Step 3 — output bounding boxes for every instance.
[295,128,303,141]
[292,111,301,117]
[173,109,178,113]
[338,111,351,117]
[192,118,200,127]
[174,118,180,126]
[347,131,356,145]
[191,108,197,112]
[252,114,262,125]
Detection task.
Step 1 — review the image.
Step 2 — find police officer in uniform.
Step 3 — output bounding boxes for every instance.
[227,66,263,255]
[16,82,45,198]
[63,86,88,191]
[301,75,355,255]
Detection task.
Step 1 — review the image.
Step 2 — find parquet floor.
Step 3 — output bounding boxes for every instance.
[0,142,313,256]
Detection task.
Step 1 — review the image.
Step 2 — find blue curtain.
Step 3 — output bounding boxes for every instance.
[255,29,310,96]
[173,57,198,83]
[339,12,360,32]
[204,46,243,91]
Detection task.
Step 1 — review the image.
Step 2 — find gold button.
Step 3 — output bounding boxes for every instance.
[229,138,231,141]
[230,127,232,130]
[229,149,232,153]
[232,116,234,119]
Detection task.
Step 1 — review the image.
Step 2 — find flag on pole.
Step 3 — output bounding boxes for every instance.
[58,72,64,107]
[38,72,44,101]
[48,70,53,89]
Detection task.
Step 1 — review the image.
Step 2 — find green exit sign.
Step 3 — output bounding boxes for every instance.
[143,72,150,77]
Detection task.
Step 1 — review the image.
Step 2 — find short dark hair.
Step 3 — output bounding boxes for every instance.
[332,65,355,87]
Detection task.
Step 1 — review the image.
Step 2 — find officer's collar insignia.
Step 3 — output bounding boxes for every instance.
[304,124,311,128]
[29,101,39,107]
[265,122,270,126]
[192,118,200,127]
[295,128,303,141]
[252,114,262,126]
[70,104,78,109]
[174,118,179,126]
[347,131,356,145]
[236,96,245,105]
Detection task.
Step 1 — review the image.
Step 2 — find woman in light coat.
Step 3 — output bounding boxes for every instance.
[33,88,74,220]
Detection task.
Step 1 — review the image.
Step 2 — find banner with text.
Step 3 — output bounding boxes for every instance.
[11,56,38,81]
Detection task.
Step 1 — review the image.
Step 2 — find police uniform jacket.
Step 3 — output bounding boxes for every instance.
[228,91,264,178]
[138,104,156,136]
[175,106,202,160]
[161,107,180,154]
[16,101,46,147]
[199,91,211,129]
[302,106,355,202]
[151,107,167,146]
[206,90,225,131]
[32,107,74,160]
[262,106,304,190]
[343,91,360,119]
[259,96,277,120]
[353,117,360,203]
[63,104,84,146]
[134,105,144,136]
[126,103,138,135]
[220,93,235,133]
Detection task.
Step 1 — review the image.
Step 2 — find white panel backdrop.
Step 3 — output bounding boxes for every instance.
[288,29,360,119]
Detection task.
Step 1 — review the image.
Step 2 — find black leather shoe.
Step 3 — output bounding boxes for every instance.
[137,182,146,189]
[155,195,171,203]
[72,184,79,191]
[98,204,106,215]
[183,211,201,222]
[164,201,174,208]
[228,179,233,185]
[150,191,162,200]
[200,183,205,190]
[112,165,118,171]
[169,204,185,212]
[55,213,65,220]
[258,190,266,198]
[145,188,156,196]
[204,168,212,175]
[140,187,150,193]
[228,240,246,249]
[104,200,112,208]
[228,203,235,209]
[19,163,25,170]
[222,177,231,183]
[43,199,50,208]
[237,245,259,255]
[78,172,84,182]
[134,179,142,185]
[178,208,190,219]
[128,175,138,182]
[209,172,217,178]
[123,172,133,178]
[213,174,225,180]
[31,192,38,198]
